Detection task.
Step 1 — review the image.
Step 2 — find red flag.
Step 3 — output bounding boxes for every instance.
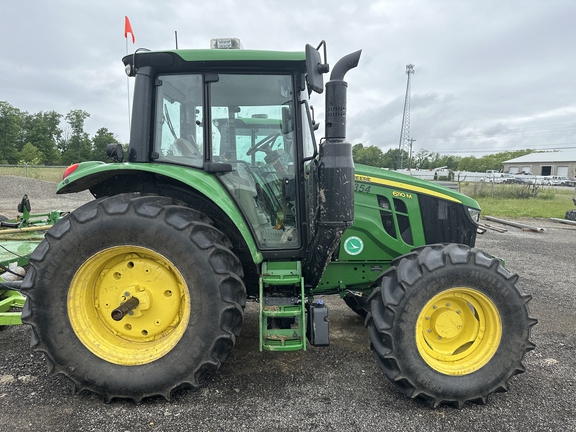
[124,16,135,43]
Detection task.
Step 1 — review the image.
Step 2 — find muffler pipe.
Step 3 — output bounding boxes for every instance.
[304,49,361,288]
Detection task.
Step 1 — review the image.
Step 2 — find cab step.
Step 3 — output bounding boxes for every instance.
[259,261,306,352]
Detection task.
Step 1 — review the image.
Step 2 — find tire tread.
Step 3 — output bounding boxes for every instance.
[366,243,537,408]
[22,193,246,402]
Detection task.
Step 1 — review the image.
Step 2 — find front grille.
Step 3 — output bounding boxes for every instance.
[418,195,477,246]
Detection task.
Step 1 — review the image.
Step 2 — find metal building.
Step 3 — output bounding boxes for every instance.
[502,150,576,178]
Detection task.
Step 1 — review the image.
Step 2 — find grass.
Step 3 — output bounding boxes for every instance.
[460,183,575,219]
[0,166,66,183]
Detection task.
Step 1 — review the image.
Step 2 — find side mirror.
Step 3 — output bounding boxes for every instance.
[106,144,125,162]
[305,42,329,94]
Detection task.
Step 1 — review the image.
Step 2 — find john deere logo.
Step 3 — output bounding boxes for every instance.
[344,236,364,256]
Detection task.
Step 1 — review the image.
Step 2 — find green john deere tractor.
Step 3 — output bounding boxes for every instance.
[19,39,536,407]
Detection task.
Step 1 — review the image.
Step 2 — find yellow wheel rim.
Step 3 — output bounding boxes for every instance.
[68,246,190,366]
[416,287,502,375]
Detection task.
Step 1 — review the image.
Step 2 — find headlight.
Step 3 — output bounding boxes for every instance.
[467,207,481,223]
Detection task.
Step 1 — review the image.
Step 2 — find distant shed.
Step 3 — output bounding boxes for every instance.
[502,151,576,178]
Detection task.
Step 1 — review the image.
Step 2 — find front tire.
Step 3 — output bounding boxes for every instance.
[366,243,537,408]
[21,193,246,402]
[565,209,576,221]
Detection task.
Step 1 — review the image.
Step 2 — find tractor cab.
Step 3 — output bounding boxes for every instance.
[120,39,358,274]
[119,43,329,260]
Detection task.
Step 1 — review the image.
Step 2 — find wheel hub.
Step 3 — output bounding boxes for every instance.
[97,256,182,340]
[432,309,463,339]
[68,246,190,366]
[416,287,502,375]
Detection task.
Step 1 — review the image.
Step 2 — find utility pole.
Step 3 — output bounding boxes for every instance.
[408,138,416,171]
[397,64,415,170]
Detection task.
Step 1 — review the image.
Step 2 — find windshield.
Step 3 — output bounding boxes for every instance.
[210,74,300,250]
[151,72,301,250]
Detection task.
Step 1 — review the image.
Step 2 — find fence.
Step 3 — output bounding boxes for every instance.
[395,169,486,182]
[0,165,67,183]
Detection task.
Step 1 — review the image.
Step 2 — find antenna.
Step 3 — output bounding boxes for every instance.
[397,64,415,170]
[175,31,179,49]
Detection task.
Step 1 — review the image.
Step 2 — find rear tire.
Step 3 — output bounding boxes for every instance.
[366,243,537,408]
[565,209,576,221]
[21,193,246,402]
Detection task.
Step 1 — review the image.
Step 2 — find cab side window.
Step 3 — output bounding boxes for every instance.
[154,74,204,167]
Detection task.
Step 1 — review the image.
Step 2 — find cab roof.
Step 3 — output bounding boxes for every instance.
[174,49,306,62]
[122,48,307,75]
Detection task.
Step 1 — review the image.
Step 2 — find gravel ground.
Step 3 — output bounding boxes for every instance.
[0,176,94,217]
[0,176,575,431]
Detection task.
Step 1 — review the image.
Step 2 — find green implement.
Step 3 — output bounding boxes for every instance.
[0,195,65,326]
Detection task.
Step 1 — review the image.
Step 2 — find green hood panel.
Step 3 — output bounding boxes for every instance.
[354,164,480,209]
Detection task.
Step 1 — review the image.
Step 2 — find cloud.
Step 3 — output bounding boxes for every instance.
[0,0,574,155]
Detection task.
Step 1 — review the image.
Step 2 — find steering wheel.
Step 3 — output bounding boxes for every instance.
[175,137,202,158]
[246,131,281,156]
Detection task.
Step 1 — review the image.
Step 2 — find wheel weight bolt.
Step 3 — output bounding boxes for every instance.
[111,296,140,321]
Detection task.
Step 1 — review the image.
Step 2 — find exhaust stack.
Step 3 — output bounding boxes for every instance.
[304,50,361,288]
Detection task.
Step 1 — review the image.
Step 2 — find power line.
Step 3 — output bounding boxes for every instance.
[434,145,576,155]
[378,139,576,150]
[375,141,576,154]
[413,123,576,142]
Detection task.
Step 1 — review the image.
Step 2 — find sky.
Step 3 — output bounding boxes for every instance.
[1,0,575,158]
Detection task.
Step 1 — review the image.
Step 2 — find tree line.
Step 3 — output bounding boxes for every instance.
[352,144,533,173]
[1,100,533,171]
[0,101,122,166]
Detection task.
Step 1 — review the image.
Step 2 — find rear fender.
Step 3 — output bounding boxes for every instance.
[58,162,263,265]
